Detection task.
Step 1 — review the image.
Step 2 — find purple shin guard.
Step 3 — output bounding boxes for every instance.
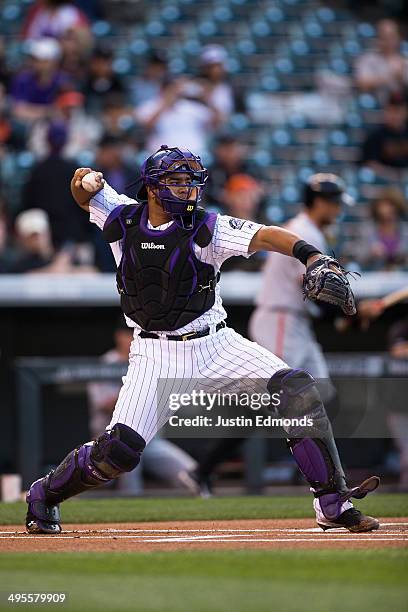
[27,444,110,509]
[27,424,146,530]
[289,438,345,521]
[26,424,145,534]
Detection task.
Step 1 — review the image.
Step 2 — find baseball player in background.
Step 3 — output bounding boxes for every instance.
[250,174,351,384]
[25,146,380,535]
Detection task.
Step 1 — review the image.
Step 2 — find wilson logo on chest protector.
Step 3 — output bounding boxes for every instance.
[141,242,165,250]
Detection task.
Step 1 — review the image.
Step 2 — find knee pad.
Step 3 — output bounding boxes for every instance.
[267,368,330,437]
[91,423,146,479]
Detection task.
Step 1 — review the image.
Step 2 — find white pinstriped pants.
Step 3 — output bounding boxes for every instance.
[109,326,288,444]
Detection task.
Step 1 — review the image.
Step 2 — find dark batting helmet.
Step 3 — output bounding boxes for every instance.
[304,173,354,208]
[137,145,208,228]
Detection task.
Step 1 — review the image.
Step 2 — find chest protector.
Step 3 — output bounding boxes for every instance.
[103,203,219,331]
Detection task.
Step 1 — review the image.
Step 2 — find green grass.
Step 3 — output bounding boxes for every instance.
[0,495,407,612]
[0,550,407,612]
[0,493,406,525]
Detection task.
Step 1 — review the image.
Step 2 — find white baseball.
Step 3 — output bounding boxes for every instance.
[81,171,104,192]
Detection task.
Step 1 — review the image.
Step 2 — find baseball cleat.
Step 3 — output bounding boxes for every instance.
[25,476,62,535]
[26,502,61,534]
[26,515,61,535]
[317,508,380,533]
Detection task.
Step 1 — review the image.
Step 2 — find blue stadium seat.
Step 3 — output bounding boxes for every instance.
[357,94,380,110]
[357,22,376,38]
[161,5,181,22]
[281,184,300,204]
[91,21,112,37]
[272,129,292,147]
[266,204,285,224]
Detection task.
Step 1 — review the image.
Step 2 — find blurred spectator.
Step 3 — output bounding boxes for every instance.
[59,27,90,84]
[87,317,198,494]
[354,188,408,271]
[9,38,70,123]
[95,134,134,197]
[220,174,265,271]
[22,0,91,52]
[100,92,135,139]
[29,90,102,158]
[11,208,62,273]
[130,51,168,107]
[83,46,126,113]
[22,121,92,248]
[11,208,95,273]
[205,134,260,207]
[354,18,408,101]
[135,77,222,157]
[361,92,408,179]
[197,45,235,122]
[222,174,264,221]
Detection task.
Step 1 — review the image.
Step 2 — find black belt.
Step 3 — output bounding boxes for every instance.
[139,320,226,341]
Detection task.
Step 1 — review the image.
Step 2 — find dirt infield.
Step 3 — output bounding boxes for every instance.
[0,518,407,552]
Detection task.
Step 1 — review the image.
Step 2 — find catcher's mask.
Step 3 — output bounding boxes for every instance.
[304,173,354,208]
[137,145,208,229]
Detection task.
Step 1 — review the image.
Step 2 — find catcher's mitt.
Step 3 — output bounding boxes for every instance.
[303,255,356,315]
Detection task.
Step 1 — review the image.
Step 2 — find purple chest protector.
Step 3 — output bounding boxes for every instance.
[103,203,219,331]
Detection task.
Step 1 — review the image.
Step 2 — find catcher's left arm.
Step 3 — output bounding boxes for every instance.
[249,226,357,316]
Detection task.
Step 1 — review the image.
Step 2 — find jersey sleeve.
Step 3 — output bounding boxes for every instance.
[89,182,139,230]
[211,214,264,265]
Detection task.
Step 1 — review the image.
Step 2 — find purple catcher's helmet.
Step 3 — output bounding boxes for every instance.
[137,145,208,228]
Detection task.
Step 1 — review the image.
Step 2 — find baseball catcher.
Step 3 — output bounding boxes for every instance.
[25,146,380,535]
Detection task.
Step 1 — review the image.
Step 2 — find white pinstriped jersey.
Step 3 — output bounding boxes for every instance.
[89,182,263,334]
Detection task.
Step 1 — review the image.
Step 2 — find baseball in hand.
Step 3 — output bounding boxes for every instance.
[81,171,104,192]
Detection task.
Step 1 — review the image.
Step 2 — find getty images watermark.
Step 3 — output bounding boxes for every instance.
[159,376,408,438]
[166,389,314,430]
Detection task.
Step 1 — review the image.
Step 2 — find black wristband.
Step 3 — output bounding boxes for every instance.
[292,240,322,266]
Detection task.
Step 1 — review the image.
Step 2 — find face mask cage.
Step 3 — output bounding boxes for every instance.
[156,171,207,202]
[143,149,208,222]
